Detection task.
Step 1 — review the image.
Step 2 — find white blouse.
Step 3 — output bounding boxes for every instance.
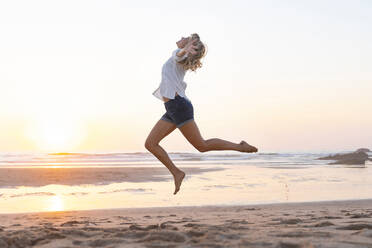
[152,48,190,102]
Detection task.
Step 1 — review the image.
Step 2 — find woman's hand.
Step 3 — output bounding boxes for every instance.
[183,38,198,55]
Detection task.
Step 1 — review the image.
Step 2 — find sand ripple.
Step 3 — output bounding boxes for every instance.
[0,200,372,247]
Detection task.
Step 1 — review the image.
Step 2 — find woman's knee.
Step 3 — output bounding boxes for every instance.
[196,142,209,153]
[144,139,157,151]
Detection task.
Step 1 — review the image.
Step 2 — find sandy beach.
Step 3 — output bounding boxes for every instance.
[1,152,372,247]
[0,199,371,247]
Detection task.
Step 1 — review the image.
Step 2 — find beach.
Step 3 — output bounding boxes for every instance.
[2,0,371,246]
[1,199,372,248]
[1,152,372,247]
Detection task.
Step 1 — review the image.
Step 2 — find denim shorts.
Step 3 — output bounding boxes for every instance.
[160,95,194,128]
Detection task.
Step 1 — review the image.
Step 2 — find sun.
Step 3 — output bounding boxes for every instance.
[27,115,85,151]
[47,195,64,212]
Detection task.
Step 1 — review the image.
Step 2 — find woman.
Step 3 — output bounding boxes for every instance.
[145,33,258,195]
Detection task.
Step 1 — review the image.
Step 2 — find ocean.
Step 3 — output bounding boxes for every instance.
[0,151,371,213]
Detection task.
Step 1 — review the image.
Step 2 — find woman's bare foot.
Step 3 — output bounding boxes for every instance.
[239,141,258,153]
[173,170,185,195]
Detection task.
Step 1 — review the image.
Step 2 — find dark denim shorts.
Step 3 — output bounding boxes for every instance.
[161,95,194,128]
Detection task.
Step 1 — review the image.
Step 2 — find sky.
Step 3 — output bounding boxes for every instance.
[0,0,371,153]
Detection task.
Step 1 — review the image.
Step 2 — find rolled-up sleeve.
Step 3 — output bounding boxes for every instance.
[172,48,187,62]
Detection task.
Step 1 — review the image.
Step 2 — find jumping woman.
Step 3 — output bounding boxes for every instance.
[145,33,258,195]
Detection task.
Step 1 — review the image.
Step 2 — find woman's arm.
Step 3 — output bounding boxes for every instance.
[176,48,187,58]
[173,48,188,62]
[175,38,198,58]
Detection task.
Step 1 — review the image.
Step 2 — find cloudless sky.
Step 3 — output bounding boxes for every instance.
[0,0,371,153]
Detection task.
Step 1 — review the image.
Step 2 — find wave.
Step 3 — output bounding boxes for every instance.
[0,151,350,168]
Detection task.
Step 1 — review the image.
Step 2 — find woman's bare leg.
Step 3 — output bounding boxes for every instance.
[178,120,258,153]
[144,119,185,194]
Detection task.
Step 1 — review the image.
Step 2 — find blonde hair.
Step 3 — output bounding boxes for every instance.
[178,33,207,72]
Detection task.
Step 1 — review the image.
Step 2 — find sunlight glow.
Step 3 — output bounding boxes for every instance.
[1,1,371,152]
[26,114,85,151]
[47,195,64,212]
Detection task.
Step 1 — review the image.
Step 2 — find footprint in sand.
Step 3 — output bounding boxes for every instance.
[140,231,186,243]
[311,221,335,227]
[186,230,206,238]
[119,222,134,225]
[276,241,314,248]
[240,241,273,247]
[72,240,83,245]
[336,223,372,230]
[275,231,332,238]
[225,219,250,224]
[355,229,372,238]
[62,229,93,238]
[60,221,80,227]
[129,224,160,231]
[321,215,342,220]
[88,238,123,247]
[244,207,260,211]
[349,213,371,218]
[279,218,303,224]
[115,216,133,221]
[114,231,148,239]
[160,222,178,230]
[183,223,205,228]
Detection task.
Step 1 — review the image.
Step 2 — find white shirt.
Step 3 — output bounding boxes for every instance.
[152,48,190,102]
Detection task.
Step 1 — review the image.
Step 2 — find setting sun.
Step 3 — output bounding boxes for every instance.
[26,115,85,151]
[47,195,64,212]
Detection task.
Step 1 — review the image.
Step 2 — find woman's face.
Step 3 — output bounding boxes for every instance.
[176,36,190,48]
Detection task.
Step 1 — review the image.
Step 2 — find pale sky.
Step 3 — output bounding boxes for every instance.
[0,0,371,153]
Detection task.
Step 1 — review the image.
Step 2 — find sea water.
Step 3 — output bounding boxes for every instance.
[0,151,371,213]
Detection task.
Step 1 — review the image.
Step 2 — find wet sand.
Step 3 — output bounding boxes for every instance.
[0,167,222,187]
[1,199,372,247]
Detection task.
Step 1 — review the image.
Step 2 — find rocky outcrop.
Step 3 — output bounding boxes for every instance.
[355,148,371,153]
[318,148,370,165]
